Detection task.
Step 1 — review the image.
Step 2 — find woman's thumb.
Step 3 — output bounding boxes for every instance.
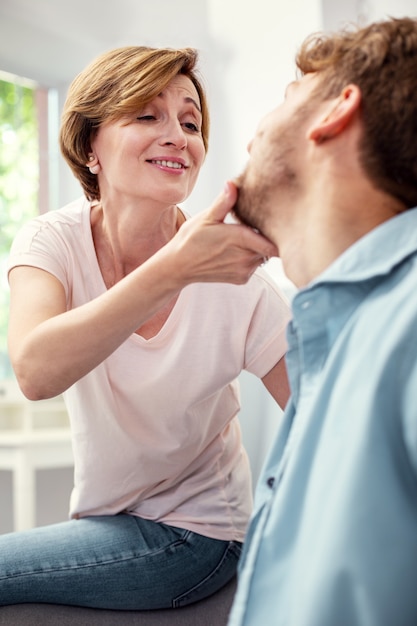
[207,181,238,223]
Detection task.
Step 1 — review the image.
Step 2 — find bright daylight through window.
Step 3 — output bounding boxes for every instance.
[0,73,40,379]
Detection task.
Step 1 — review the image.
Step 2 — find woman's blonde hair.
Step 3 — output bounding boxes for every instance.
[59,46,209,200]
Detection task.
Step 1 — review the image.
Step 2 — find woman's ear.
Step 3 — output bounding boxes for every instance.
[308,84,361,143]
[86,154,101,175]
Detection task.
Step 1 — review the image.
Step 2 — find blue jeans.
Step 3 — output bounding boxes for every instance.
[0,514,241,609]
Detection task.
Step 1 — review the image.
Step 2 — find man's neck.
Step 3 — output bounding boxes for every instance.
[275,184,405,289]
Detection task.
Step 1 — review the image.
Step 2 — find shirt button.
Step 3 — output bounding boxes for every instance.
[267,477,275,488]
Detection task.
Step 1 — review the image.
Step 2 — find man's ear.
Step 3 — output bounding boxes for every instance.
[308,84,361,143]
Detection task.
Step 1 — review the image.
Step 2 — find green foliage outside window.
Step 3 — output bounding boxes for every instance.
[0,78,39,378]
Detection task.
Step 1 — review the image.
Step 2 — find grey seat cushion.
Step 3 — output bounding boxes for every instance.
[0,577,236,626]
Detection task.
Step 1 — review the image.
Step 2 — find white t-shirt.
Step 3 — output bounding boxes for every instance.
[8,197,291,541]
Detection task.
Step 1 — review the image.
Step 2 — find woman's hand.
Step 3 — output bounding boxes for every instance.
[166,181,278,286]
[8,182,277,400]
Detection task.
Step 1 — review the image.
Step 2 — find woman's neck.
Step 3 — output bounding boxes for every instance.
[90,200,185,285]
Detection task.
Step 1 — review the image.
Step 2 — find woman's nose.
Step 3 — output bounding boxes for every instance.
[159,119,187,149]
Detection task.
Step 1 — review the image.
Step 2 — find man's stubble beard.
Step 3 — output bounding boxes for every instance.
[232,152,297,241]
[232,171,273,237]
[232,96,316,240]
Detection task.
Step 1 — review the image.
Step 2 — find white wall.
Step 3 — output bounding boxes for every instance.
[202,0,323,485]
[1,0,416,531]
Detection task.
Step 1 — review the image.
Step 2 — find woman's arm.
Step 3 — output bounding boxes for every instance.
[261,357,290,410]
[8,183,277,400]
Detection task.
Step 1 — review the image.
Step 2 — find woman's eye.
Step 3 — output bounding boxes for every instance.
[183,122,200,133]
[137,115,156,121]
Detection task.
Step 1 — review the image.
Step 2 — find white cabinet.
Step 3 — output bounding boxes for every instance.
[0,379,73,531]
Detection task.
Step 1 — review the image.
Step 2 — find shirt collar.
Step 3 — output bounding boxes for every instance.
[310,207,417,287]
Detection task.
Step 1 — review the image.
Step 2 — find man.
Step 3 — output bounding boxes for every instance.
[228,17,417,626]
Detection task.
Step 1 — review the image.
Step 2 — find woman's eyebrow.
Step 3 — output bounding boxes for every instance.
[185,96,202,113]
[156,92,202,113]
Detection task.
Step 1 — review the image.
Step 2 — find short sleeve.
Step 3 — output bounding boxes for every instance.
[8,217,70,287]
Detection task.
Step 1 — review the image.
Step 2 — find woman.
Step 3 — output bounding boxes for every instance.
[3,46,291,609]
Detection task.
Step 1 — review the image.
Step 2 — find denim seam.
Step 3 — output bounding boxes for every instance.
[0,532,193,580]
[172,540,239,607]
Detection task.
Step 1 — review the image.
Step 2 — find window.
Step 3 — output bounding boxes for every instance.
[0,72,52,379]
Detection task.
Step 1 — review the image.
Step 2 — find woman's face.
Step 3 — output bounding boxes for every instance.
[91,74,206,207]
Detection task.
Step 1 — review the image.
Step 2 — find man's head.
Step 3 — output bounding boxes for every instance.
[234,17,417,236]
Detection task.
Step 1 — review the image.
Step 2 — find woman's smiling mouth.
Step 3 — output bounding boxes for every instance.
[148,159,187,170]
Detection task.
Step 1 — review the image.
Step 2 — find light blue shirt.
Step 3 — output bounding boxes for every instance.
[229,208,417,626]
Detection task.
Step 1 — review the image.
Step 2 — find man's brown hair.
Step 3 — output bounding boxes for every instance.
[296,17,417,208]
